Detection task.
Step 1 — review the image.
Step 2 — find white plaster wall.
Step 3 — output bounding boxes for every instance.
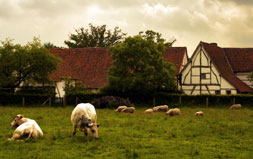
[236,72,252,88]
[55,81,65,97]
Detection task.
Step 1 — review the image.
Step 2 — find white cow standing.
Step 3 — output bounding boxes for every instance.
[71,103,100,138]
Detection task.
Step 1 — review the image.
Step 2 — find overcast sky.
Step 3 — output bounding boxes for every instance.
[1,0,253,56]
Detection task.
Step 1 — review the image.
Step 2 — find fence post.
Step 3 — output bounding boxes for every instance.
[179,96,182,105]
[233,97,235,105]
[153,96,156,107]
[206,97,208,108]
[63,96,66,106]
[49,97,51,106]
[22,97,25,106]
[76,97,79,105]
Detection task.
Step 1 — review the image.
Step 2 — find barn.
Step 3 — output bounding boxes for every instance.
[50,47,188,97]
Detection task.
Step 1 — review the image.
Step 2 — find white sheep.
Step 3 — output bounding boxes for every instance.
[152,105,168,112]
[195,111,204,116]
[121,107,135,113]
[115,106,128,112]
[229,104,242,110]
[144,109,153,114]
[166,108,181,116]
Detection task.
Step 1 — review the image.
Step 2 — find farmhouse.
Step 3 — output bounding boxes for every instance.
[180,41,253,95]
[50,47,188,97]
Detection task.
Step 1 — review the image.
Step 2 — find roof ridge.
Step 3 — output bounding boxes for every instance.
[221,48,234,74]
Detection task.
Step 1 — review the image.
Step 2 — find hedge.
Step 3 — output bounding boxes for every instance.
[0,92,54,106]
[1,92,253,107]
[65,92,253,107]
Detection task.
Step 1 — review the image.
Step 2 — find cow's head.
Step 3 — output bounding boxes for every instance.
[87,123,100,138]
[10,114,24,128]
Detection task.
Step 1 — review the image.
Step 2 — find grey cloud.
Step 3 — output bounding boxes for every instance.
[219,0,253,5]
[0,0,253,56]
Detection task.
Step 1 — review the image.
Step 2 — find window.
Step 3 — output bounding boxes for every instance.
[215,90,221,94]
[200,73,206,79]
[226,90,231,95]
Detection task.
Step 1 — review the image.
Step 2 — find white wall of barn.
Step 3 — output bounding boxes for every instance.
[54,80,99,97]
[55,81,65,98]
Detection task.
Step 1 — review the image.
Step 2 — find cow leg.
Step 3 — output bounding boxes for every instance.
[25,129,33,141]
[8,132,22,141]
[84,128,88,137]
[72,125,77,136]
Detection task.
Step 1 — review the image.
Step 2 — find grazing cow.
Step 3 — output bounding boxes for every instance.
[115,106,128,112]
[166,108,181,116]
[9,114,43,141]
[121,107,135,113]
[71,103,100,138]
[195,111,204,116]
[229,104,242,110]
[152,105,168,112]
[144,109,153,114]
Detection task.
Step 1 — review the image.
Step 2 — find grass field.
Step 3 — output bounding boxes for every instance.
[0,105,253,159]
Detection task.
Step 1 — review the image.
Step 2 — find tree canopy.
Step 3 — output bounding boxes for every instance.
[43,42,60,49]
[139,30,176,46]
[102,34,177,95]
[0,37,60,90]
[64,23,127,48]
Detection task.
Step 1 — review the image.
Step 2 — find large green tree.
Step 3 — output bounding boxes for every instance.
[0,37,60,90]
[64,23,126,48]
[102,35,176,95]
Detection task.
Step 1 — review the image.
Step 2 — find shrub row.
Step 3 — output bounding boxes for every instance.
[66,92,253,107]
[0,92,53,106]
[1,92,252,107]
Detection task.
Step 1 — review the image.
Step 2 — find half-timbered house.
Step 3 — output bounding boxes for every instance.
[180,42,252,95]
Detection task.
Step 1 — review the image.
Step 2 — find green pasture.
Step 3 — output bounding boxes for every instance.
[0,106,253,159]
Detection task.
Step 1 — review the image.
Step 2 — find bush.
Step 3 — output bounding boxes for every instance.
[65,91,253,108]
[91,96,131,109]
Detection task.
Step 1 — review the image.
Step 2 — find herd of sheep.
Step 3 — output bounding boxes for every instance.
[116,105,192,116]
[8,103,242,141]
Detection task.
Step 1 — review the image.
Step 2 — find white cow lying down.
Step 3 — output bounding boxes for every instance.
[9,114,43,141]
[71,103,100,138]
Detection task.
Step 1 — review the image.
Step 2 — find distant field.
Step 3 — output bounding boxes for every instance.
[0,105,253,159]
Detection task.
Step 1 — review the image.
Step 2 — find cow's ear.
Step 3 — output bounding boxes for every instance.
[16,114,23,119]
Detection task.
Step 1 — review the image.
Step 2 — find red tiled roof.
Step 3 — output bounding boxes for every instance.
[201,42,252,93]
[163,47,187,74]
[50,47,187,88]
[50,48,112,88]
[223,48,253,72]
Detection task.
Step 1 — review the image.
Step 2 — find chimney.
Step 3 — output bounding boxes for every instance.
[210,43,217,46]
